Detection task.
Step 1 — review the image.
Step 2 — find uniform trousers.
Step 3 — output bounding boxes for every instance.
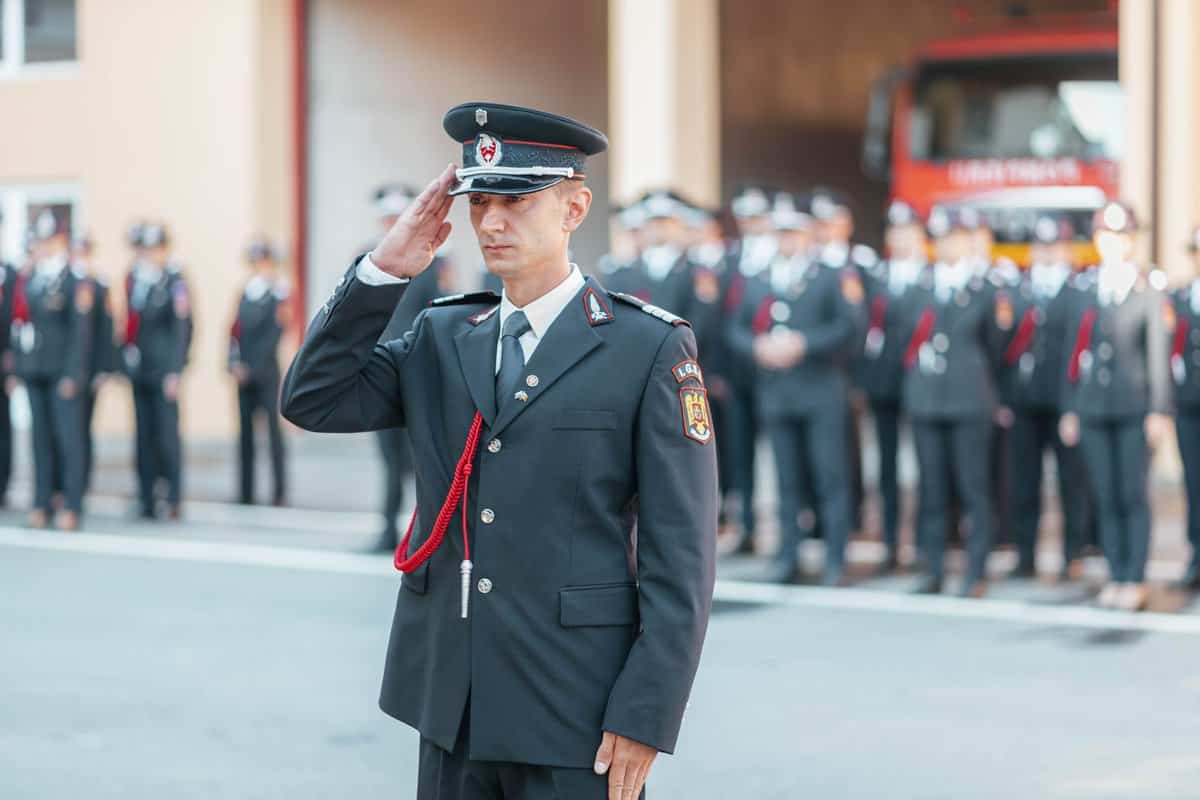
[1176,411,1200,569]
[912,417,993,582]
[132,380,182,513]
[766,406,850,574]
[27,379,84,513]
[1009,408,1089,569]
[417,697,645,799]
[237,376,286,504]
[868,398,902,558]
[375,425,412,544]
[82,384,98,492]
[0,387,11,503]
[1079,417,1151,583]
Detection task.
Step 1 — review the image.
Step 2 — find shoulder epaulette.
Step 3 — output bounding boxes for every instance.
[430,290,500,307]
[608,291,691,327]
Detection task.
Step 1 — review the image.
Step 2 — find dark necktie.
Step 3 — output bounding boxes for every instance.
[496,310,531,410]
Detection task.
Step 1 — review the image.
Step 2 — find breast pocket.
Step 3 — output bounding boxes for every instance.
[551,409,618,431]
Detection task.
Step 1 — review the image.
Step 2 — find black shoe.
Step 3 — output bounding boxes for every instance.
[1174,561,1200,590]
[874,550,899,576]
[912,575,943,595]
[764,559,801,585]
[1008,562,1037,580]
[959,579,988,599]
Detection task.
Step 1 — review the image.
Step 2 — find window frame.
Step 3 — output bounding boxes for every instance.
[0,0,79,79]
[0,183,83,264]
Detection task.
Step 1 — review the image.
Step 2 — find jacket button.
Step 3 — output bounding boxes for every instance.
[526,374,540,388]
[477,578,493,594]
[480,508,495,524]
[487,438,502,454]
[933,333,949,353]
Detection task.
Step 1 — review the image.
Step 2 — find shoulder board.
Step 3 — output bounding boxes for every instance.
[851,244,879,269]
[608,291,691,327]
[430,290,500,307]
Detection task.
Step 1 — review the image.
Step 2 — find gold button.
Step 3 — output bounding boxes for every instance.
[487,438,502,454]
[480,508,495,524]
[477,578,493,594]
[526,374,539,388]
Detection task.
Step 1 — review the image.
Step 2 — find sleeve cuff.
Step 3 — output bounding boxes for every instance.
[356,253,411,287]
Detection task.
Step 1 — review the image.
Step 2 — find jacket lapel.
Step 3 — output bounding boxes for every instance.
[453,310,500,427]
[490,278,605,436]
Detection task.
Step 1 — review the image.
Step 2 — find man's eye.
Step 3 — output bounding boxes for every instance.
[469,196,483,206]
[506,195,524,204]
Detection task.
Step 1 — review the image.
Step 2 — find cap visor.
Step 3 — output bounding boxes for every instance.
[449,174,566,196]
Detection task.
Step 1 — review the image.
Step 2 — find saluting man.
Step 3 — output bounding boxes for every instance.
[281,103,717,800]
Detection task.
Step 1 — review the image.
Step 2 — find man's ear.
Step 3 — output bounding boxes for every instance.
[563,184,592,233]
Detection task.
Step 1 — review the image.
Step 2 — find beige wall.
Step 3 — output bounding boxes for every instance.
[306,0,609,317]
[0,0,296,440]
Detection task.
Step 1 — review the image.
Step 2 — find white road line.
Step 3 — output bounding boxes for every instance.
[4,525,1199,634]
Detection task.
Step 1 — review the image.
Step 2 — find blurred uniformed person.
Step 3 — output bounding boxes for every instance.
[14,211,92,530]
[122,222,191,520]
[229,236,291,506]
[1058,202,1170,612]
[901,206,1006,597]
[597,203,643,278]
[998,214,1089,580]
[1171,225,1200,590]
[370,183,455,551]
[281,102,716,800]
[860,200,927,572]
[604,190,694,313]
[71,233,117,492]
[731,194,860,584]
[0,209,18,506]
[720,185,777,552]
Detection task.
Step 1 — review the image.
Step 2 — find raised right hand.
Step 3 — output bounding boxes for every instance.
[369,164,458,279]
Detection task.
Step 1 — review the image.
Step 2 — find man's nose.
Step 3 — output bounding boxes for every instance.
[480,202,506,232]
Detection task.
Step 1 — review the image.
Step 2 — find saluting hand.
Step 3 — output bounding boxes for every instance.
[370,164,458,280]
[594,731,657,799]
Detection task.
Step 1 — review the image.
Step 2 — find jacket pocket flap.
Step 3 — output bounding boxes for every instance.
[400,562,429,595]
[552,409,618,430]
[559,583,638,627]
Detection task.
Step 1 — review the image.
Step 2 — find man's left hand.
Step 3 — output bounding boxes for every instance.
[594,731,657,799]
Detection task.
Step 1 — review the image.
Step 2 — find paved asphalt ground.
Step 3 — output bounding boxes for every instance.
[4,431,1200,797]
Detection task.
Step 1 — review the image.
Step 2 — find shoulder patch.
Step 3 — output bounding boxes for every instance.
[672,359,704,385]
[431,290,501,307]
[679,386,713,444]
[582,286,613,326]
[607,291,691,327]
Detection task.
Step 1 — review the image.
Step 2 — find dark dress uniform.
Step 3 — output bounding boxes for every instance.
[1170,280,1200,585]
[14,260,92,516]
[730,257,859,582]
[229,274,290,504]
[998,266,1089,575]
[374,256,447,546]
[859,257,925,566]
[1062,266,1169,586]
[283,103,715,799]
[123,263,190,516]
[81,275,117,492]
[0,262,18,504]
[900,265,1005,592]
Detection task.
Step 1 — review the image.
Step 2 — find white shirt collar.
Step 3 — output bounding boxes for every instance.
[499,264,586,343]
[821,241,849,267]
[245,274,271,301]
[36,254,68,277]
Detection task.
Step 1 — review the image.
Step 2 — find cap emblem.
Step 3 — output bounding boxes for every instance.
[475,108,488,126]
[476,133,502,167]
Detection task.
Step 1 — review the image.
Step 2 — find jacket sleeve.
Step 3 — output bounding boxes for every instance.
[1147,288,1172,415]
[168,277,192,375]
[65,278,94,384]
[804,271,858,360]
[601,324,718,754]
[280,259,413,433]
[724,279,764,362]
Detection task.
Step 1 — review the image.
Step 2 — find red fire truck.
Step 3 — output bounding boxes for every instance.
[862,8,1121,264]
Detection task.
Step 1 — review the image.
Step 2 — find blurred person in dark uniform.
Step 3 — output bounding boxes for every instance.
[229,236,291,506]
[720,185,777,553]
[597,203,643,279]
[861,200,928,573]
[371,184,455,551]
[0,209,18,506]
[1059,203,1170,612]
[1171,225,1200,590]
[901,206,1008,597]
[730,194,860,584]
[122,222,191,520]
[70,233,117,492]
[604,190,694,312]
[13,211,91,530]
[998,215,1090,581]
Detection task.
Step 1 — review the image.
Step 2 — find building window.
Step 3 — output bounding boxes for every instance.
[0,184,82,264]
[0,0,77,73]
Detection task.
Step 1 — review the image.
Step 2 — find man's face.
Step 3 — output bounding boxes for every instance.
[819,210,853,245]
[885,224,925,261]
[469,184,588,278]
[147,244,171,267]
[971,228,994,260]
[1095,230,1133,264]
[641,216,685,249]
[71,244,92,264]
[936,230,971,263]
[738,215,773,237]
[777,228,812,258]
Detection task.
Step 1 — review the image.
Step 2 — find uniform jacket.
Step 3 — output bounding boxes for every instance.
[996,270,1075,412]
[727,258,858,420]
[122,266,191,383]
[281,260,718,768]
[86,277,119,380]
[858,259,924,403]
[229,275,290,384]
[1170,280,1200,411]
[899,267,1005,420]
[1061,269,1170,420]
[0,263,17,375]
[15,263,92,383]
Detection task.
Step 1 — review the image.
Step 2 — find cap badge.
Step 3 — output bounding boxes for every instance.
[476,133,502,167]
[475,108,488,126]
